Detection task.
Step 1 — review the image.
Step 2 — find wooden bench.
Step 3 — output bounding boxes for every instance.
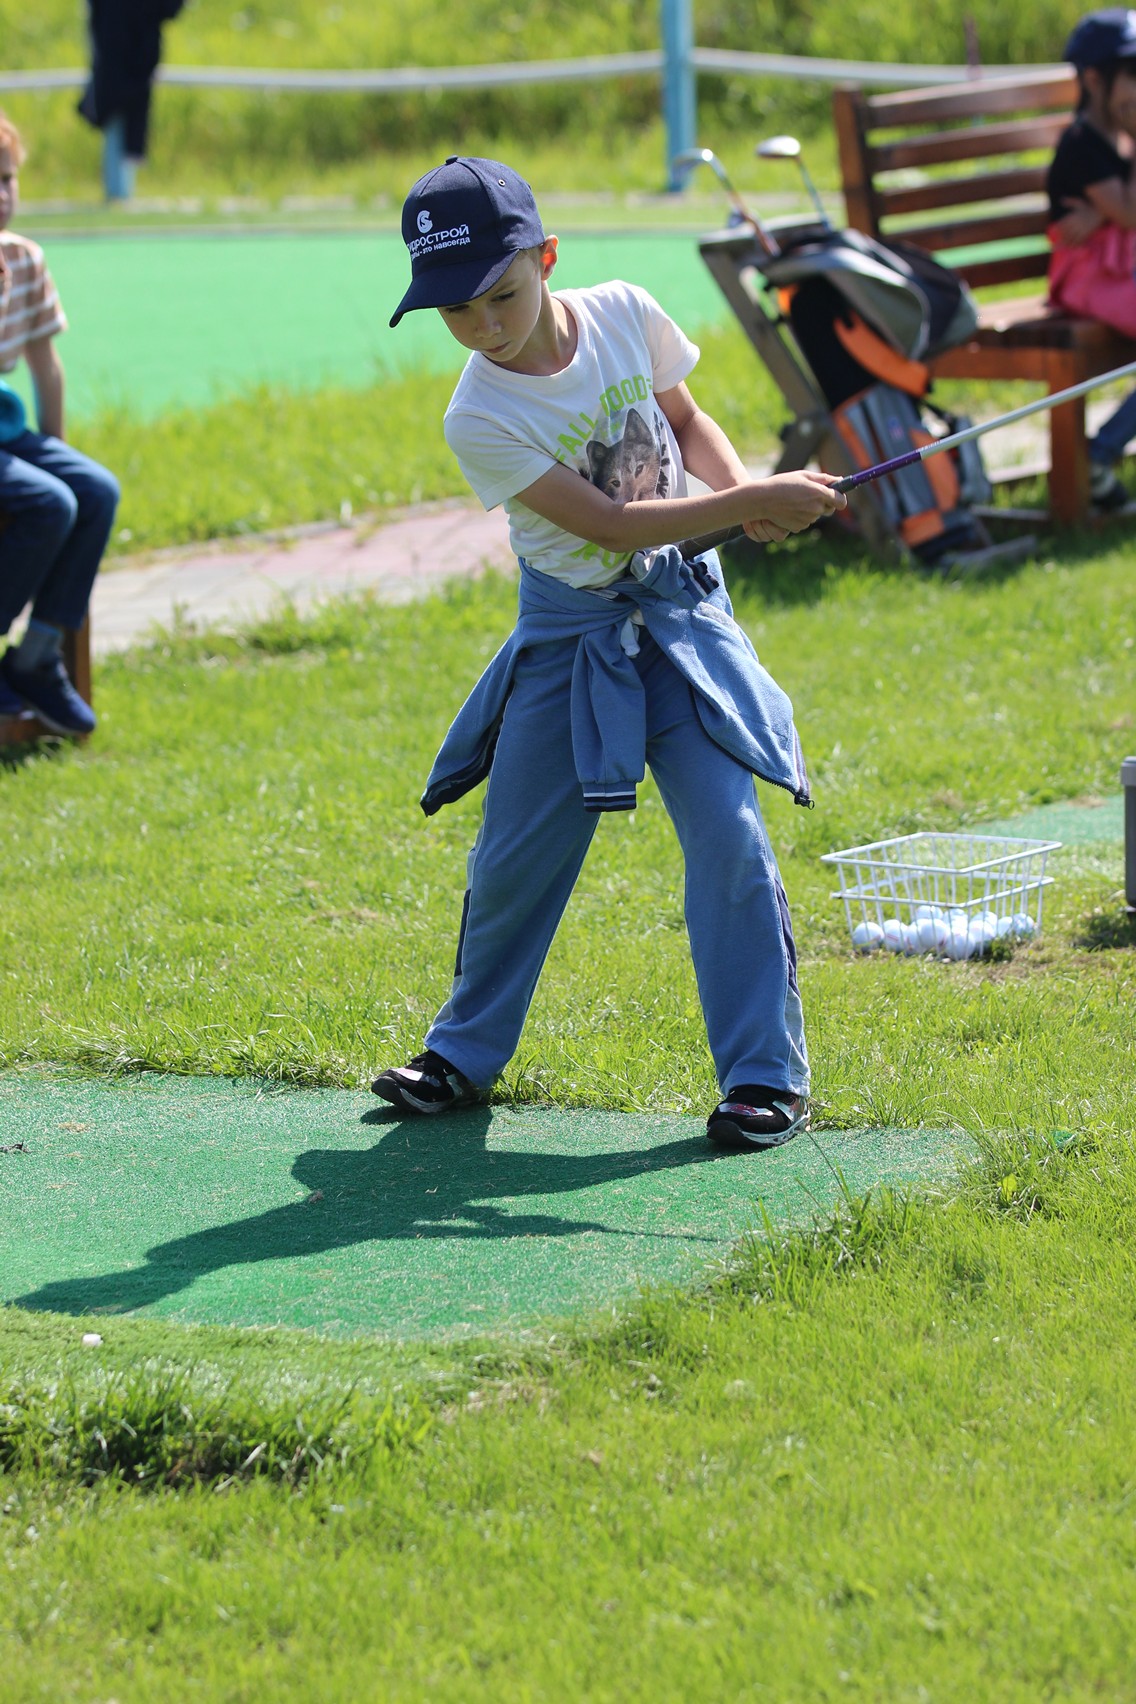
[0,619,92,746]
[833,67,1136,525]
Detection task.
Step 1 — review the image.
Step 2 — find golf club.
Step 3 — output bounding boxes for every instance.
[675,356,1136,558]
[672,147,781,255]
[756,134,830,227]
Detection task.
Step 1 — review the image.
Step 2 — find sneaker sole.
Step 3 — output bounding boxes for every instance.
[706,1110,809,1151]
[23,708,94,736]
[371,1076,482,1115]
[2,692,94,736]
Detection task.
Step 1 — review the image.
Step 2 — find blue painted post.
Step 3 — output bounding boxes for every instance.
[660,0,696,191]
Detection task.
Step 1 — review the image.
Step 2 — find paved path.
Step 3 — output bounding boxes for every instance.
[91,498,515,656]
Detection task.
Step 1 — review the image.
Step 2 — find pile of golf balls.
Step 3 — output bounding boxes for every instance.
[851,904,1036,960]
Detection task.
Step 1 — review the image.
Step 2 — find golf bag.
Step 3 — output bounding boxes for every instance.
[762,230,993,564]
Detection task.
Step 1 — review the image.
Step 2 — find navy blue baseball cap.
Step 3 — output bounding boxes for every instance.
[389,156,545,327]
[1064,7,1136,68]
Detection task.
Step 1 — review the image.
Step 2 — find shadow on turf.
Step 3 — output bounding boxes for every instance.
[11,1108,728,1319]
[1073,906,1136,950]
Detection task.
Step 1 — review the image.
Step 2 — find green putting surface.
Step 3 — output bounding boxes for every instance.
[1,1074,960,1342]
[4,231,730,422]
[989,793,1126,847]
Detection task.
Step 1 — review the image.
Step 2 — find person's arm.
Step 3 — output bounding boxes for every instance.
[23,335,65,439]
[513,381,845,553]
[1051,195,1106,246]
[1081,174,1136,230]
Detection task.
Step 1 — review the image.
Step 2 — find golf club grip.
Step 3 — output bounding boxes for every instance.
[833,447,925,493]
[676,525,746,559]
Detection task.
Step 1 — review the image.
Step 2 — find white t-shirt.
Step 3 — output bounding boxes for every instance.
[443,280,699,588]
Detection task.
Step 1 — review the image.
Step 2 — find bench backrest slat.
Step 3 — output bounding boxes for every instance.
[894,208,1051,252]
[880,166,1048,219]
[961,253,1051,289]
[871,117,1070,174]
[851,67,1075,129]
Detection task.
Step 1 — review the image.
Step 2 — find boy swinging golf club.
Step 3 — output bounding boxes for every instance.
[372,155,845,1149]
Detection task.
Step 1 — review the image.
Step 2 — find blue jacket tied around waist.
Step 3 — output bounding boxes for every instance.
[420,547,811,816]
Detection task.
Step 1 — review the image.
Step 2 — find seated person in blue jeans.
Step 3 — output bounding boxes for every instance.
[0,110,119,733]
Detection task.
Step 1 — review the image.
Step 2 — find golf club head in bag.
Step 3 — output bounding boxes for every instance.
[755,134,831,227]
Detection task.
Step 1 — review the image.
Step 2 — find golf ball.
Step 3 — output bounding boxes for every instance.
[852,920,885,952]
[944,924,974,960]
[967,917,996,953]
[915,915,950,954]
[1011,912,1037,938]
[882,918,907,953]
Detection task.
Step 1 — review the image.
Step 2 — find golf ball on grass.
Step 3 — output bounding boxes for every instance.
[914,914,950,954]
[967,916,997,953]
[852,920,885,952]
[944,924,975,960]
[882,918,908,953]
[994,913,1038,942]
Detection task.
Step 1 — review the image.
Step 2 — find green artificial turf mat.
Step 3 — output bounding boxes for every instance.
[988,793,1126,847]
[1,1074,960,1342]
[4,231,730,422]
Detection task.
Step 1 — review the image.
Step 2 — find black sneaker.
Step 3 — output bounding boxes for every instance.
[706,1086,809,1150]
[0,650,96,735]
[371,1049,484,1114]
[1089,462,1128,512]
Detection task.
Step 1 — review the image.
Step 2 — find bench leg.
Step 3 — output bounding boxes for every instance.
[1049,393,1090,526]
[65,618,93,709]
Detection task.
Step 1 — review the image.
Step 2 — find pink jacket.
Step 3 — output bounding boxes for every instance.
[1048,220,1136,338]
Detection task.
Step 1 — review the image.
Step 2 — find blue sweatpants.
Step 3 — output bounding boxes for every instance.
[426,628,809,1097]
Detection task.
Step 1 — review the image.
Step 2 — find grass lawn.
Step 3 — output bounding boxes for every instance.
[3,537,1133,1120]
[2,522,1135,1695]
[4,10,1133,1686]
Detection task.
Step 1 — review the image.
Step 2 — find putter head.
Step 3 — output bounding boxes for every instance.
[756,135,802,161]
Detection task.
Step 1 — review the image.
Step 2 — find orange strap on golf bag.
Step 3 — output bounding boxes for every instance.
[833,313,930,399]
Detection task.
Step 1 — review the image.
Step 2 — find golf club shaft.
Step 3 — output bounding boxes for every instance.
[673,150,781,256]
[833,358,1136,492]
[677,356,1136,559]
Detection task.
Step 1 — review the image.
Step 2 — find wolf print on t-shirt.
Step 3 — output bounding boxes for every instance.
[585,407,671,503]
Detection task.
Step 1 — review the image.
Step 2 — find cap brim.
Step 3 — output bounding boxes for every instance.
[389,250,522,328]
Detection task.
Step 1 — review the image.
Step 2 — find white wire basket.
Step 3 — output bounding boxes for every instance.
[821,831,1062,959]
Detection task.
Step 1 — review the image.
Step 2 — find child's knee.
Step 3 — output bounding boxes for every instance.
[35,480,79,542]
[78,461,121,524]
[93,462,120,516]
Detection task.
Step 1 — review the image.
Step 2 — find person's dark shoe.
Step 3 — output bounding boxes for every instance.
[1089,462,1129,512]
[0,650,96,735]
[372,1049,485,1114]
[706,1086,809,1150]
